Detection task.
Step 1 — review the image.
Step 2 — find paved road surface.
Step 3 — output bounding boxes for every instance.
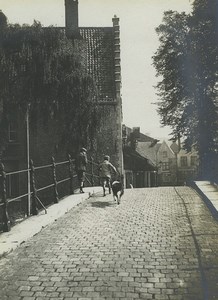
[0,186,218,300]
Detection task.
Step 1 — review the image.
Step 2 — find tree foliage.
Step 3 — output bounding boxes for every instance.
[153,0,218,179]
[0,10,7,28]
[0,19,99,152]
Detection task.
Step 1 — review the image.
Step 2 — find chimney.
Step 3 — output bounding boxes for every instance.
[65,0,79,38]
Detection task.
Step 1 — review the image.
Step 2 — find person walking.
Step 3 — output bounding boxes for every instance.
[99,155,117,196]
[76,147,88,193]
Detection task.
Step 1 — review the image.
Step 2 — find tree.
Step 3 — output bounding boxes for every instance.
[153,0,218,180]
[189,0,218,178]
[153,11,190,138]
[0,10,7,28]
[0,20,99,154]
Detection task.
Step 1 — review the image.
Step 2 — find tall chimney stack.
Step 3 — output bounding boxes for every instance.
[65,0,79,38]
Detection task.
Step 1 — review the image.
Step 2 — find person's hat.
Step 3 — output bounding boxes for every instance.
[104,155,110,160]
[81,147,87,152]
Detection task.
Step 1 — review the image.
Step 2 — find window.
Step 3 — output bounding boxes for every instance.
[180,156,188,167]
[8,121,17,142]
[162,162,169,171]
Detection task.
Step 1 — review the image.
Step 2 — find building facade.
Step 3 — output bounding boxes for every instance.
[65,0,123,172]
[175,146,199,185]
[156,141,177,186]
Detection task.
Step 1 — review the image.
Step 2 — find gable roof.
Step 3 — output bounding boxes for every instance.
[136,141,160,166]
[56,23,117,103]
[158,140,175,156]
[79,27,116,102]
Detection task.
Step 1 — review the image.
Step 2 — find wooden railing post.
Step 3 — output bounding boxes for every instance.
[51,157,59,203]
[0,162,11,232]
[91,157,94,187]
[30,159,38,215]
[68,154,74,195]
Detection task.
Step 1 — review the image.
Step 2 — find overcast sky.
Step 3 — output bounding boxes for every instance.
[0,0,193,140]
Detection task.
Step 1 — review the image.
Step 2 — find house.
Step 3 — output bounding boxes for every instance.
[156,141,177,186]
[124,146,157,188]
[122,126,157,188]
[170,142,199,185]
[136,139,176,186]
[122,124,199,187]
[136,138,199,186]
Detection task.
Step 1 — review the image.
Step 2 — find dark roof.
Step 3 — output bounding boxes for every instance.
[124,146,156,171]
[138,132,155,142]
[170,142,179,154]
[79,27,116,102]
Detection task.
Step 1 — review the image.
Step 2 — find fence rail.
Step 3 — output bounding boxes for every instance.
[0,155,100,233]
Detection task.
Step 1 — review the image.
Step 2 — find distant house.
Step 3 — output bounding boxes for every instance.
[156,141,177,186]
[123,125,199,186]
[124,146,157,188]
[136,139,177,186]
[122,126,157,188]
[171,143,199,185]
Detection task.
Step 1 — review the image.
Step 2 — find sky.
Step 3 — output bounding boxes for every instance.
[0,0,193,140]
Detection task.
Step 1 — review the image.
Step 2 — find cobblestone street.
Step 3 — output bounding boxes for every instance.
[0,186,218,300]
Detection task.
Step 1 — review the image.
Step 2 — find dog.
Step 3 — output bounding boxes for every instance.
[111,180,124,205]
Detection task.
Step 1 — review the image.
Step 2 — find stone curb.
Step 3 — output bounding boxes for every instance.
[191,181,218,221]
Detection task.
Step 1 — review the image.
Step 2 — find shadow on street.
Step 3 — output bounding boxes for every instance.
[91,201,114,208]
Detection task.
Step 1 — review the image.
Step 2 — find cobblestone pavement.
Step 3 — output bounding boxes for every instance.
[0,186,218,300]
